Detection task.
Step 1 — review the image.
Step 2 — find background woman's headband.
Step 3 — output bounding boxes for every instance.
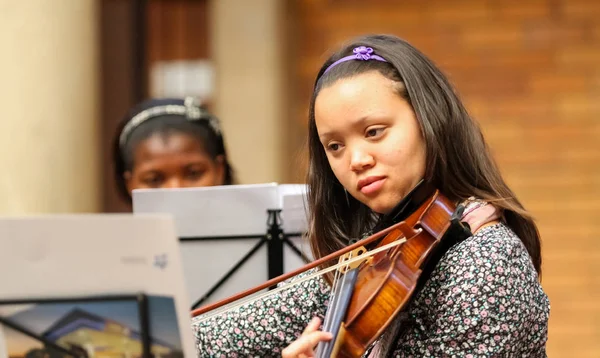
[118,97,221,149]
[323,46,387,75]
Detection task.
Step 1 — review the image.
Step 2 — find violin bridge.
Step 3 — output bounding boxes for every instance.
[337,246,369,273]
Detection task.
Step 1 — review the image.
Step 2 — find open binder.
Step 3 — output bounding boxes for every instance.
[0,215,196,358]
[132,183,313,309]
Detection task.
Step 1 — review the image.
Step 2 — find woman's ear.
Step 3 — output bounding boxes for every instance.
[215,155,226,185]
[124,171,134,196]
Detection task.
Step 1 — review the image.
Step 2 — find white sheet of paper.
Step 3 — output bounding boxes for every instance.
[133,183,280,237]
[0,214,196,358]
[278,184,309,234]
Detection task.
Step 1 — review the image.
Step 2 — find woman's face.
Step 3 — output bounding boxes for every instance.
[125,132,224,195]
[315,71,427,214]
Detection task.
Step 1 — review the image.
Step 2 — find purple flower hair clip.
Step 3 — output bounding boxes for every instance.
[353,46,374,60]
[323,46,387,75]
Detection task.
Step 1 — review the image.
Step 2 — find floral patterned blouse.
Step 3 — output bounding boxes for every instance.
[191,203,550,357]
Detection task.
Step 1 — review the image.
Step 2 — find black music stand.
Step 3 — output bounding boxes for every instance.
[181,209,309,309]
[132,184,312,310]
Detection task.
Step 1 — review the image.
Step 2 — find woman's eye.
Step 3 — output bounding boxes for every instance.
[366,127,385,138]
[143,175,163,187]
[327,143,341,152]
[186,168,205,180]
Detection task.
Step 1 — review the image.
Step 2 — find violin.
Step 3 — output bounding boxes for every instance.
[192,181,471,358]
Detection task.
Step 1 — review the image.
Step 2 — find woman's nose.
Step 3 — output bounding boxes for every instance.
[349,147,375,172]
[163,177,183,188]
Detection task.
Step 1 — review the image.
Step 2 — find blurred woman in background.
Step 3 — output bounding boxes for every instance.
[113,97,235,203]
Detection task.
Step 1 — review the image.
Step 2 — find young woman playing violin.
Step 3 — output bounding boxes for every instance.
[191,34,549,357]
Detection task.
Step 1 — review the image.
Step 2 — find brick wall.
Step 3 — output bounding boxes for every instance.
[287,0,600,356]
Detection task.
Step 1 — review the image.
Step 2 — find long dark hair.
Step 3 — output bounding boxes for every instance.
[306,34,542,275]
[112,98,235,201]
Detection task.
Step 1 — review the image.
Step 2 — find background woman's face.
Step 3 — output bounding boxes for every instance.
[125,132,224,195]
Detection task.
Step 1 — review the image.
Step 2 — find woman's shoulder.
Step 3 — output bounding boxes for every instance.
[431,222,548,312]
[455,197,529,266]
[456,221,524,256]
[400,219,549,356]
[415,221,549,319]
[442,222,536,278]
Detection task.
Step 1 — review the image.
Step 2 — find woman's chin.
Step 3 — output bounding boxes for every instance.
[365,195,406,215]
[367,202,394,215]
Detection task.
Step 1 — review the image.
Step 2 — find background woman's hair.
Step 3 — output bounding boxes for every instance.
[112,98,235,201]
[306,34,542,276]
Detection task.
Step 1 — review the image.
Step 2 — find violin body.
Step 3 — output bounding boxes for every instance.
[327,190,464,357]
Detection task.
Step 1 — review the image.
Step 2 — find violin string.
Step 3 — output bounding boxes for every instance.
[316,250,351,357]
[330,247,354,321]
[322,247,354,338]
[323,253,344,335]
[329,255,342,299]
[329,247,349,309]
[195,237,408,323]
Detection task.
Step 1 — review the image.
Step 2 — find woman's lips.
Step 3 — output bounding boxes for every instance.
[357,176,386,195]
